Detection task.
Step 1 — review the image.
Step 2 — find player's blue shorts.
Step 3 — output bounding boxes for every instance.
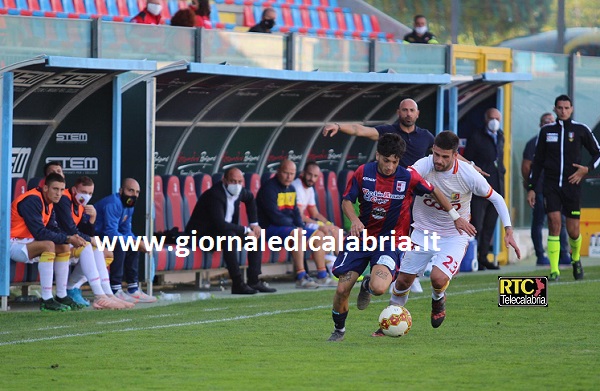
[331,238,403,279]
[264,225,318,240]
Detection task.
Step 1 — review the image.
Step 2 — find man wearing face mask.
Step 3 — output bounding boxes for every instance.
[94,178,157,303]
[403,15,439,44]
[463,108,506,270]
[131,0,163,25]
[248,7,276,33]
[186,168,276,294]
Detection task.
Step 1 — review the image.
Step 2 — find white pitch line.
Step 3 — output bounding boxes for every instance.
[1,279,596,346]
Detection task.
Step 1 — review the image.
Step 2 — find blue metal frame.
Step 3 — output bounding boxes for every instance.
[0,73,14,298]
[188,63,452,84]
[112,75,122,192]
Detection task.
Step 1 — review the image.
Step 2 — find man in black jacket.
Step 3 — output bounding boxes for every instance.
[248,8,276,33]
[186,168,276,294]
[527,94,600,281]
[463,108,505,270]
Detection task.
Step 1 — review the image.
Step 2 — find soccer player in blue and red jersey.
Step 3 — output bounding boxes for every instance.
[327,133,474,342]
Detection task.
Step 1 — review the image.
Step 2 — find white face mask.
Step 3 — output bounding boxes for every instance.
[415,26,428,35]
[226,183,242,197]
[75,192,92,206]
[147,3,162,16]
[487,118,501,132]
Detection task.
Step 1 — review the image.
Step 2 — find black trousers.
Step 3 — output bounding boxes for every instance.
[221,231,261,286]
[470,195,499,264]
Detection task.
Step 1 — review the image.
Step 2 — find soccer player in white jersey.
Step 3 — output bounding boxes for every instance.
[373,131,521,333]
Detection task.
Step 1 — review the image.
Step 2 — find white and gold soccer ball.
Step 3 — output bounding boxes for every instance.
[378,305,412,337]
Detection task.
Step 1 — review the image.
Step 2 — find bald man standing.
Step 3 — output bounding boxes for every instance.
[463,108,505,270]
[323,99,434,168]
[95,178,157,303]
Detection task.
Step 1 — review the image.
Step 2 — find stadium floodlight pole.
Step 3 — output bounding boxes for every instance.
[556,0,565,54]
[451,0,459,44]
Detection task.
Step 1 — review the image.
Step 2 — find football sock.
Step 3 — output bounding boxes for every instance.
[94,249,113,295]
[78,245,104,295]
[548,235,560,275]
[67,263,86,289]
[296,270,307,280]
[432,281,448,301]
[390,285,410,306]
[39,251,56,300]
[568,234,582,262]
[105,257,114,267]
[54,252,71,298]
[317,269,328,279]
[332,310,348,331]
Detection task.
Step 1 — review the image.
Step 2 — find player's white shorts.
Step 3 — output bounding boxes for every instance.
[9,238,38,263]
[400,230,469,280]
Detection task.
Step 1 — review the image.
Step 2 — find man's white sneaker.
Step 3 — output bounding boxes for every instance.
[127,289,157,303]
[114,289,139,304]
[316,277,338,287]
[295,276,319,289]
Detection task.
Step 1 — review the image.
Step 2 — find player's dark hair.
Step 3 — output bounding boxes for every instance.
[414,14,425,23]
[43,160,62,176]
[377,133,406,159]
[45,172,65,186]
[303,161,319,172]
[74,176,94,187]
[554,94,572,106]
[434,131,459,152]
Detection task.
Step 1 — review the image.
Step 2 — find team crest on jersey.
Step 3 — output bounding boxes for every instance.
[451,192,460,201]
[396,181,406,192]
[568,132,574,142]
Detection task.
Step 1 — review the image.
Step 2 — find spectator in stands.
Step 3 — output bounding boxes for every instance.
[170,8,196,28]
[463,108,505,270]
[291,161,343,256]
[10,173,87,311]
[94,178,157,303]
[51,174,134,310]
[257,160,336,288]
[521,112,571,266]
[403,15,439,44]
[248,7,276,33]
[185,168,276,294]
[131,0,163,25]
[189,0,212,29]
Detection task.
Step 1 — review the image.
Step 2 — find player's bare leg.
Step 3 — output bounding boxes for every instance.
[329,271,360,341]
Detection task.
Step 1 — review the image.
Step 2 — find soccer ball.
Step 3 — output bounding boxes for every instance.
[378,305,412,337]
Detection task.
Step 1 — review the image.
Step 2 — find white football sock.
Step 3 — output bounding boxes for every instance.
[390,284,410,306]
[38,261,55,300]
[78,244,104,295]
[93,248,113,295]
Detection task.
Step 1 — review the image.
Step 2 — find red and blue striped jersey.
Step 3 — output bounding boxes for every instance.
[343,161,434,240]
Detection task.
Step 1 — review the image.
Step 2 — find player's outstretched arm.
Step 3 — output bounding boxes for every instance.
[504,227,521,259]
[431,187,476,236]
[322,123,379,140]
